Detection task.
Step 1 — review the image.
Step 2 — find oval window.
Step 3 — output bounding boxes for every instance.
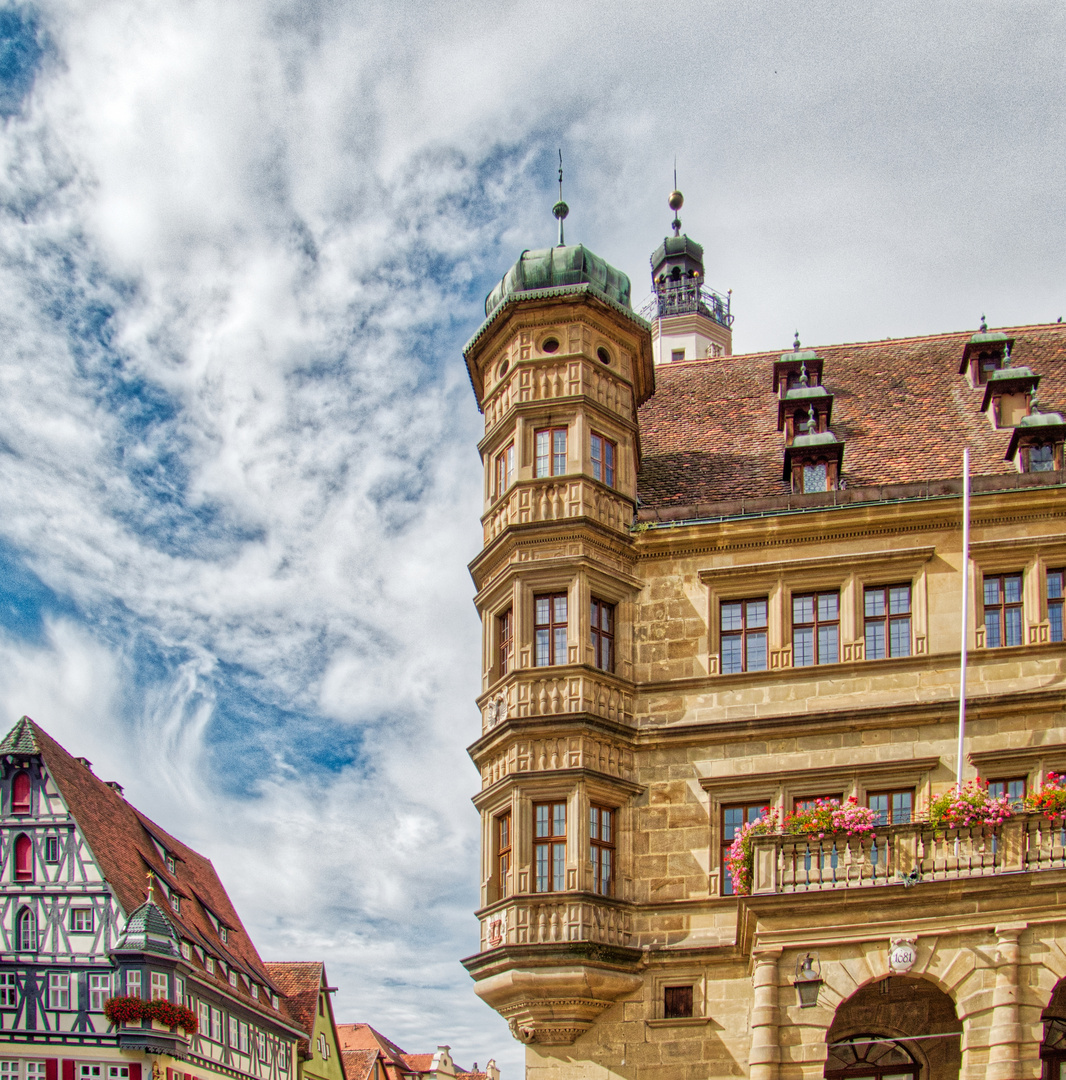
[597,347,611,365]
[541,337,560,354]
[497,358,510,379]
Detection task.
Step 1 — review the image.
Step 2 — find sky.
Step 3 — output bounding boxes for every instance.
[0,0,1064,1075]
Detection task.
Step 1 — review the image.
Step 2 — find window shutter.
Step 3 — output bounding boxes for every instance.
[128,1066,141,1080]
[15,835,32,880]
[12,772,30,813]
[61,1061,74,1080]
[44,1062,57,1080]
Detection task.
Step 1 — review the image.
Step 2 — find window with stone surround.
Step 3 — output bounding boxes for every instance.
[983,573,1023,648]
[721,802,769,896]
[533,801,566,893]
[590,433,615,487]
[987,777,1026,809]
[498,608,513,676]
[1048,569,1064,643]
[792,591,839,666]
[663,986,693,1019]
[867,789,913,826]
[534,593,568,666]
[721,598,768,674]
[590,598,614,672]
[497,812,511,899]
[864,584,911,659]
[494,442,515,498]
[589,805,614,896]
[534,427,567,478]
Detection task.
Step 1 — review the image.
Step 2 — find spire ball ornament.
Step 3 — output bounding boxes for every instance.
[668,189,684,212]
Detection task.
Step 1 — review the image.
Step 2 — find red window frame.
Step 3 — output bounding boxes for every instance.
[14,834,32,882]
[983,573,1023,648]
[590,598,614,672]
[497,813,511,899]
[534,427,567,478]
[866,789,914,826]
[498,608,513,677]
[589,805,614,896]
[590,433,616,487]
[534,593,568,667]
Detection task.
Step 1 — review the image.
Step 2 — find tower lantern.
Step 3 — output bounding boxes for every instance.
[647,187,733,363]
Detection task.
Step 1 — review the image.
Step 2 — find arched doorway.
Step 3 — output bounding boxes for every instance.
[826,975,962,1080]
[825,1035,918,1079]
[1040,978,1066,1077]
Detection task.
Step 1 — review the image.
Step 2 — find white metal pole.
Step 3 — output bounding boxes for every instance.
[955,448,971,790]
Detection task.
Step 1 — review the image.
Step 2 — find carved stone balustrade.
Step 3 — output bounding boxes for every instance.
[477,893,633,953]
[483,476,633,543]
[479,668,634,736]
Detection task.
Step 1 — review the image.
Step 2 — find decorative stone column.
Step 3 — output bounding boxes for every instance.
[986,923,1025,1080]
[750,949,782,1080]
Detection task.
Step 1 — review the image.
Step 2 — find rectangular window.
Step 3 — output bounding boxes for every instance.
[44,837,59,863]
[499,608,513,677]
[802,461,828,493]
[590,598,615,672]
[867,789,914,826]
[25,1067,45,1080]
[671,349,686,364]
[150,972,168,1000]
[49,972,70,1010]
[721,802,769,896]
[497,813,511,899]
[69,909,94,933]
[257,1032,268,1060]
[0,973,16,1008]
[589,806,614,897]
[229,1016,239,1047]
[170,894,180,915]
[198,1001,210,1037]
[239,1022,250,1053]
[590,434,616,487]
[1048,569,1064,643]
[78,1068,101,1080]
[88,973,109,1011]
[663,985,694,1019]
[126,970,141,998]
[535,427,567,478]
[175,976,185,1006]
[987,777,1026,809]
[494,442,515,498]
[864,584,911,659]
[792,591,839,666]
[228,970,238,989]
[211,1007,223,1042]
[165,853,176,875]
[534,593,568,667]
[106,1071,127,1080]
[721,598,768,674]
[984,573,1023,648]
[534,801,566,893]
[793,794,841,813]
[205,957,215,975]
[1027,443,1056,472]
[0,1063,17,1080]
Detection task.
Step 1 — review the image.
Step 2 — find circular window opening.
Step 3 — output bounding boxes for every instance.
[541,337,560,354]
[497,358,510,379]
[596,346,612,365]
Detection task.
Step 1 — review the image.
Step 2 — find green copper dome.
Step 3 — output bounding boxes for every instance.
[485,245,632,318]
[113,894,180,958]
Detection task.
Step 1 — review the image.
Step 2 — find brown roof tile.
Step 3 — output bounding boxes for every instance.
[342,1050,380,1080]
[637,322,1066,509]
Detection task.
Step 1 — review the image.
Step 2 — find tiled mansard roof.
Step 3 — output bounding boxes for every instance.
[1,715,297,1030]
[637,322,1066,513]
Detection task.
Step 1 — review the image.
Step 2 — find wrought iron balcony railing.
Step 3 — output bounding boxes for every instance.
[637,281,733,327]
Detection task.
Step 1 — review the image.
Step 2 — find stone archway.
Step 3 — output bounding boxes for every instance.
[826,975,962,1080]
[1040,977,1066,1078]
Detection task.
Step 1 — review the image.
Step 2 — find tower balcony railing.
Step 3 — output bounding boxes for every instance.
[637,281,733,327]
[476,892,633,952]
[483,475,633,543]
[749,812,1066,895]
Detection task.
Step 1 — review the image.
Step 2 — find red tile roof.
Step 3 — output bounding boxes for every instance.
[337,1025,415,1078]
[400,1057,435,1073]
[341,1049,380,1080]
[8,716,297,1031]
[637,322,1066,510]
[264,961,324,1039]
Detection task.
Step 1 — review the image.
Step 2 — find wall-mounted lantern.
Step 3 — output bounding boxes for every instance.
[794,953,823,1008]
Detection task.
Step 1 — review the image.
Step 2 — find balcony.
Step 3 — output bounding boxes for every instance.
[750,813,1066,895]
[477,893,633,952]
[637,281,733,327]
[483,476,633,543]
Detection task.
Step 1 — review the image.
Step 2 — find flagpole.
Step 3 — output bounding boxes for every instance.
[955,448,971,790]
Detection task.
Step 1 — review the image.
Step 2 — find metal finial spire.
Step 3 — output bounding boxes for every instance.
[799,361,809,387]
[1004,342,1012,369]
[552,149,569,247]
[1031,386,1041,414]
[980,313,988,332]
[794,330,801,351]
[805,405,817,435]
[668,160,683,237]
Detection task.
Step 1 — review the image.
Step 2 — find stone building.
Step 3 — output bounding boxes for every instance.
[460,195,1066,1079]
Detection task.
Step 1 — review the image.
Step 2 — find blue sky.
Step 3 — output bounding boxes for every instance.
[0,1,1065,1075]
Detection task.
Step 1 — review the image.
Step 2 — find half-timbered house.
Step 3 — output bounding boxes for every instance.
[0,717,304,1080]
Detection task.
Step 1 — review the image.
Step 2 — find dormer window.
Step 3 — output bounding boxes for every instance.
[802,462,829,493]
[220,926,228,944]
[1027,443,1058,472]
[1006,396,1066,472]
[205,957,215,975]
[959,320,1014,388]
[170,894,181,915]
[165,854,176,875]
[783,409,844,493]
